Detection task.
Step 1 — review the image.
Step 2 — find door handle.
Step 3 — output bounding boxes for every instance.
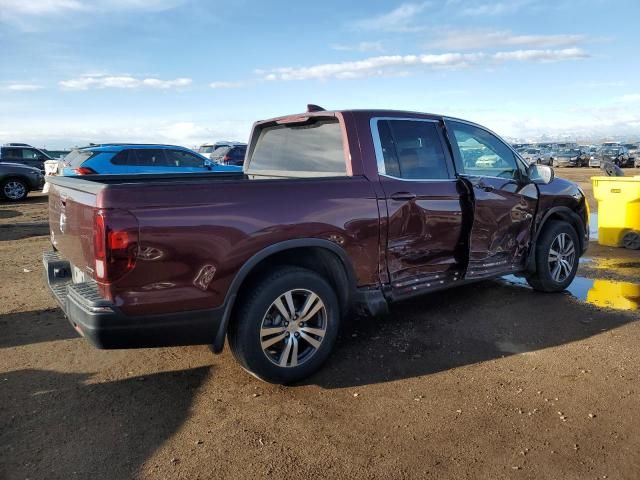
[476,182,494,192]
[390,192,417,201]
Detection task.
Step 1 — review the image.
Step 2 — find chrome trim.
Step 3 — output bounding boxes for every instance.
[379,173,456,183]
[370,116,441,179]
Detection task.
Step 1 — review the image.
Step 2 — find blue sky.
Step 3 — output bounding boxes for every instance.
[1,0,639,148]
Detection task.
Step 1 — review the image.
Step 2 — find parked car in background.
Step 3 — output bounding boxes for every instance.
[209,144,247,166]
[623,143,639,162]
[520,148,544,165]
[537,147,555,166]
[0,145,53,171]
[56,144,242,176]
[588,146,601,168]
[197,141,246,159]
[598,146,631,167]
[0,162,44,201]
[552,148,582,167]
[44,106,589,383]
[197,143,216,157]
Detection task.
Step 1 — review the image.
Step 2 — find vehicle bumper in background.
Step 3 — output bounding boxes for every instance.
[43,250,224,349]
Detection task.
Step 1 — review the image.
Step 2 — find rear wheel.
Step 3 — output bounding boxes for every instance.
[622,232,640,250]
[1,178,28,201]
[228,266,340,384]
[526,221,579,292]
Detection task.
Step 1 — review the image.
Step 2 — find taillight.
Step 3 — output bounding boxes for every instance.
[94,209,139,283]
[74,167,97,175]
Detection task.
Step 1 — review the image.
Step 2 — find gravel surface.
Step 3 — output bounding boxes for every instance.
[1,171,639,479]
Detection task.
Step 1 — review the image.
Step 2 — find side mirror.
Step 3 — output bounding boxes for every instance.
[528,164,554,185]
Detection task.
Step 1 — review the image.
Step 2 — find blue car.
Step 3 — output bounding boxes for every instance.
[60,144,242,176]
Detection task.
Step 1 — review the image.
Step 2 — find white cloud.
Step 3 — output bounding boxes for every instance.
[259,48,589,81]
[0,0,183,15]
[428,29,587,50]
[262,53,484,81]
[0,0,85,15]
[492,48,588,62]
[209,81,248,89]
[461,0,532,16]
[351,2,430,32]
[4,83,44,91]
[59,74,192,90]
[331,41,385,53]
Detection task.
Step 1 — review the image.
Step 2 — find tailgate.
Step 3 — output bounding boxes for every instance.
[48,181,98,279]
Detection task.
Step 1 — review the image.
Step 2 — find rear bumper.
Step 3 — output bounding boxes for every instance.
[43,251,224,349]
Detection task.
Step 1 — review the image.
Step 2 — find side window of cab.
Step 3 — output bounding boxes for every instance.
[375,119,451,180]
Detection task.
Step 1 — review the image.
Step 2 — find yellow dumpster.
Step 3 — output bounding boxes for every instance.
[592,176,640,249]
[587,279,640,311]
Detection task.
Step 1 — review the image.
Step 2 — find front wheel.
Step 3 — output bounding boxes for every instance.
[526,221,579,292]
[228,266,340,384]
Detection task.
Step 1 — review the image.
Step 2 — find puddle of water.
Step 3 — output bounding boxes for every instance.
[501,274,640,312]
[584,257,640,271]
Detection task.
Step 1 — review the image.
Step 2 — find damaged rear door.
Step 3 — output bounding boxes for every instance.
[445,119,538,279]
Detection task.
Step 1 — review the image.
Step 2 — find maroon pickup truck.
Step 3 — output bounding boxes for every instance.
[44,106,589,383]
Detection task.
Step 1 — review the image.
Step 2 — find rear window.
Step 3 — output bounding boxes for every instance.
[198,145,214,154]
[247,119,346,176]
[63,150,95,167]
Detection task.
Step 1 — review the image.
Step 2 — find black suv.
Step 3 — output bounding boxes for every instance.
[0,145,52,171]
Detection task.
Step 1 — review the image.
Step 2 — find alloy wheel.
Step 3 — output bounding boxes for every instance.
[3,181,26,200]
[548,233,576,282]
[259,289,327,368]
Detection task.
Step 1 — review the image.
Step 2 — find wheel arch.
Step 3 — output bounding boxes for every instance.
[211,239,358,353]
[526,206,586,272]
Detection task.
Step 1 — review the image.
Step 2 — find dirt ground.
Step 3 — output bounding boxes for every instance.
[1,170,639,480]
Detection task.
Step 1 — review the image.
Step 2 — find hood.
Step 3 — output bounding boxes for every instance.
[0,162,42,173]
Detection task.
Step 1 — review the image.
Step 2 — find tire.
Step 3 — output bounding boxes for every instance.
[622,232,640,250]
[1,178,29,201]
[228,266,340,384]
[526,221,580,292]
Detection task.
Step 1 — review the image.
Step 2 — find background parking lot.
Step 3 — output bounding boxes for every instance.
[1,168,639,479]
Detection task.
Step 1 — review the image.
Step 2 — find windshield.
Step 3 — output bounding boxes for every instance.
[602,148,621,155]
[198,145,214,154]
[525,149,539,154]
